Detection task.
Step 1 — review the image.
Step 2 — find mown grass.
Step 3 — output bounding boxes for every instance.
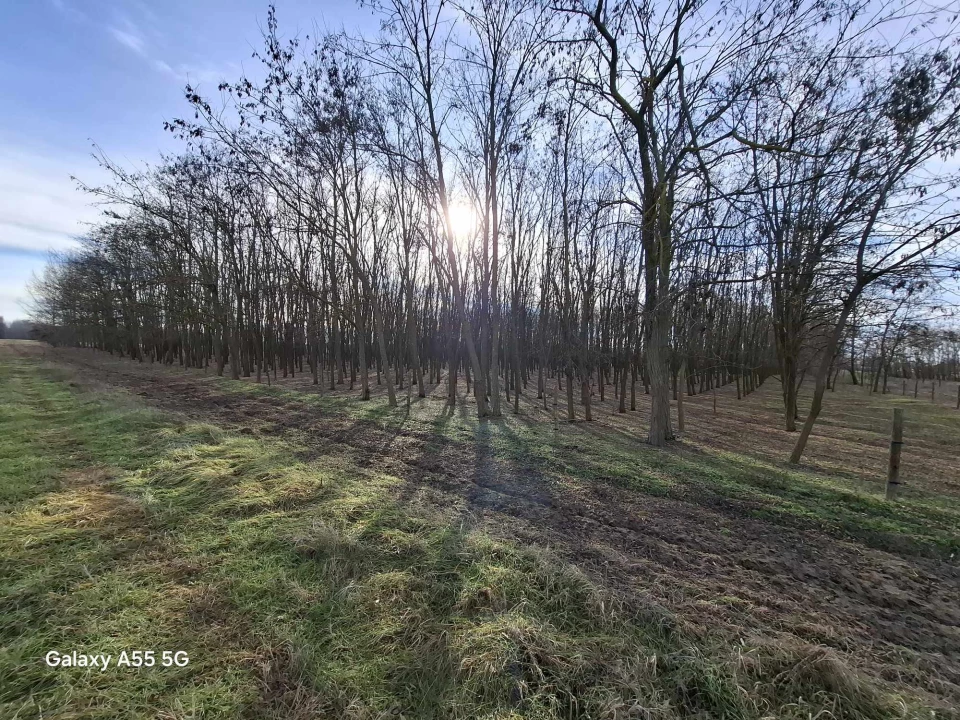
[419,403,960,558]
[231,373,960,557]
[0,352,951,719]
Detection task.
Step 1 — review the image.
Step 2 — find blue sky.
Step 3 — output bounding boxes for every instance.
[0,0,377,321]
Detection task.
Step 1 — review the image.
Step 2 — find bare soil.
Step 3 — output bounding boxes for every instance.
[12,342,960,712]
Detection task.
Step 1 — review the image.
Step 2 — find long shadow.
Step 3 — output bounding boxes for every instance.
[57,346,960,559]
[278,497,470,719]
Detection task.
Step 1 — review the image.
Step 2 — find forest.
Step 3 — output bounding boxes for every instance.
[28,0,960,462]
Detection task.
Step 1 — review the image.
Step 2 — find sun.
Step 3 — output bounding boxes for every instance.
[447,201,478,240]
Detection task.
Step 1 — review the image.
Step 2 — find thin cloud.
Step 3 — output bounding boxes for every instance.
[178,63,238,86]
[0,146,104,322]
[0,244,57,260]
[49,0,88,23]
[107,17,232,88]
[151,59,239,87]
[153,59,176,77]
[0,145,103,254]
[109,21,146,56]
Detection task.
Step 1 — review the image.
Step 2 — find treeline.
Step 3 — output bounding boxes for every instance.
[0,318,35,341]
[31,0,960,463]
[854,314,960,392]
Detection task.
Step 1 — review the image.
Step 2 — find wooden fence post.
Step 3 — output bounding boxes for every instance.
[886,408,904,501]
[956,385,959,410]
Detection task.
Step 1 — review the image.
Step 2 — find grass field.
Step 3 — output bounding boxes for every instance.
[2,340,959,719]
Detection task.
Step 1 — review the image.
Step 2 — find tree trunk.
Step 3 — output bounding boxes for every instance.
[790,289,861,464]
[646,301,673,445]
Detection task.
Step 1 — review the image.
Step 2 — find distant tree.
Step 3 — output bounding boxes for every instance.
[0,316,6,339]
[789,50,960,464]
[6,320,35,340]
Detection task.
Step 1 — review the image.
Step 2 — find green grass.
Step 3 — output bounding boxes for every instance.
[212,370,949,555]
[0,353,952,719]
[419,401,960,558]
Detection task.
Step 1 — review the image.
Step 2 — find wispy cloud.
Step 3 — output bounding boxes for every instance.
[49,0,88,23]
[109,20,146,56]
[0,145,106,319]
[132,1,160,27]
[0,243,56,259]
[153,59,176,76]
[0,145,103,254]
[177,62,239,86]
[104,14,234,88]
[152,59,240,87]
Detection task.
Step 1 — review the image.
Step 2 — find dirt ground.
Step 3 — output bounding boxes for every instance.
[9,342,960,712]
